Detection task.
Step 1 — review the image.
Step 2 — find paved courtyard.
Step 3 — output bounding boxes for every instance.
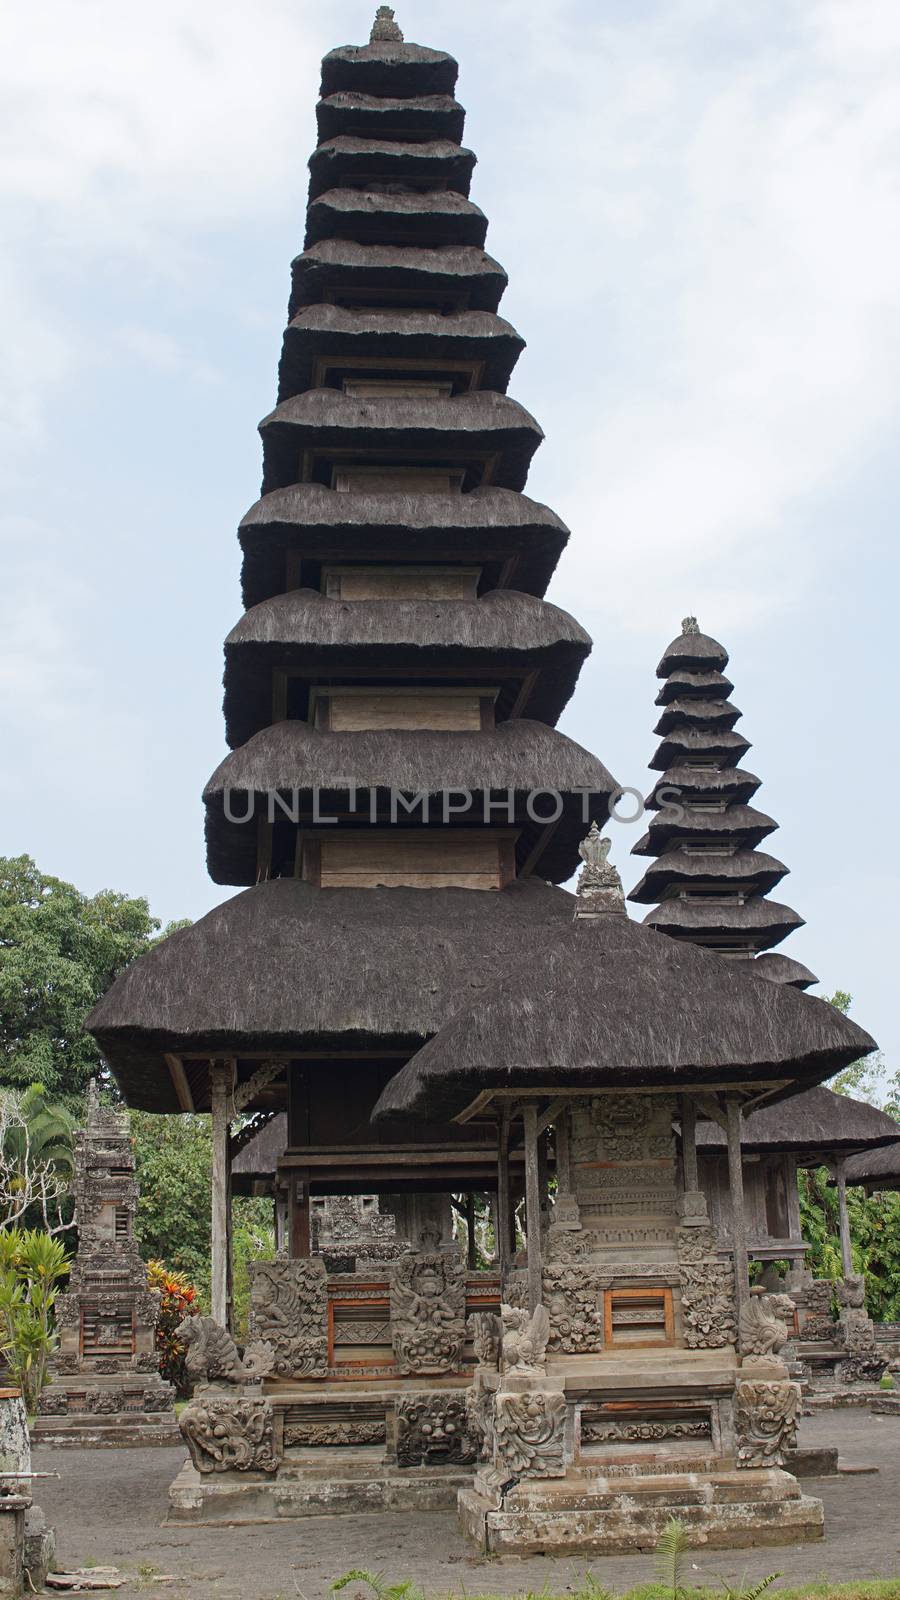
[32,1411,900,1600]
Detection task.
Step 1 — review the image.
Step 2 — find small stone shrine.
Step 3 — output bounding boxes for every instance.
[33,1083,178,1447]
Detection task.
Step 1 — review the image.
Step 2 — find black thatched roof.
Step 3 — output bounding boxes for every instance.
[277,306,524,403]
[238,485,569,608]
[305,187,488,249]
[695,1086,900,1158]
[657,628,729,676]
[643,898,804,948]
[86,877,579,1110]
[753,952,817,990]
[843,1139,900,1190]
[372,921,876,1123]
[308,137,476,201]
[655,669,735,705]
[289,241,508,316]
[259,389,543,496]
[633,803,778,854]
[629,848,788,903]
[645,765,762,805]
[650,727,751,770]
[320,42,459,100]
[222,588,590,746]
[231,1114,287,1187]
[654,698,741,734]
[202,718,618,885]
[316,92,466,146]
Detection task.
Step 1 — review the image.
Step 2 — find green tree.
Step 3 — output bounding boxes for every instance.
[0,855,159,1104]
[130,1112,213,1291]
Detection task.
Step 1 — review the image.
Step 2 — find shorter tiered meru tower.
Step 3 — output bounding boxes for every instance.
[629,617,817,990]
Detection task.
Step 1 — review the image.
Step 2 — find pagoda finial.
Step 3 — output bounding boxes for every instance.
[574,822,625,918]
[681,615,700,635]
[370,6,404,42]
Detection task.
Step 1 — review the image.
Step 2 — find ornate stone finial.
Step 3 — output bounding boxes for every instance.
[370,6,403,41]
[573,822,625,917]
[681,615,700,634]
[85,1076,101,1129]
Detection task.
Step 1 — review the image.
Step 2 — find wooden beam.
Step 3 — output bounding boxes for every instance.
[497,1106,513,1281]
[165,1054,194,1113]
[535,1097,568,1139]
[833,1156,854,1277]
[519,815,563,879]
[725,1094,749,1342]
[290,1173,311,1258]
[209,1059,234,1328]
[522,1104,543,1313]
[681,1095,699,1192]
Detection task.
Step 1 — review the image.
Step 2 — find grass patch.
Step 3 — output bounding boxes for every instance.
[330,1580,900,1600]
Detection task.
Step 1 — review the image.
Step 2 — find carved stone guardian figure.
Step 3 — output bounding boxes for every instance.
[248,1257,329,1378]
[734,1378,801,1468]
[390,1248,466,1374]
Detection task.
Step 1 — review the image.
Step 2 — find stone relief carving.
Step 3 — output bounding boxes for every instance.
[739,1290,794,1359]
[836,1274,866,1309]
[464,1377,494,1463]
[544,1266,604,1355]
[469,1312,501,1369]
[574,822,625,912]
[395,1393,478,1467]
[587,1094,674,1163]
[582,1416,711,1444]
[249,1259,328,1379]
[390,1251,466,1374]
[493,1389,567,1478]
[500,1304,551,1374]
[797,1279,836,1340]
[176,1315,275,1386]
[179,1395,281,1475]
[285,1420,385,1448]
[677,1221,737,1349]
[734,1378,800,1468]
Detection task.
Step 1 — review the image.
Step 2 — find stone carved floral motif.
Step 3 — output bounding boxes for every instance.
[677,1223,737,1349]
[739,1291,794,1359]
[249,1259,328,1379]
[465,1376,494,1463]
[390,1252,466,1375]
[285,1420,385,1448]
[589,1094,674,1162]
[180,1395,281,1474]
[395,1393,479,1467]
[544,1266,604,1354]
[798,1279,836,1341]
[493,1389,567,1478]
[176,1314,275,1386]
[582,1417,711,1444]
[734,1379,800,1468]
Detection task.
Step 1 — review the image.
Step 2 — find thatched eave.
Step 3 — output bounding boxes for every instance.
[305,186,488,249]
[643,897,804,948]
[320,42,459,100]
[238,484,569,607]
[289,240,508,316]
[649,727,751,771]
[753,952,818,991]
[653,698,741,735]
[644,765,762,806]
[657,629,729,677]
[316,92,466,146]
[843,1139,900,1191]
[696,1086,899,1158]
[371,920,876,1123]
[307,136,476,200]
[632,804,778,854]
[655,670,735,706]
[628,848,788,903]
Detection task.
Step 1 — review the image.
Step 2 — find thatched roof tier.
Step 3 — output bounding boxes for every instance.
[222,588,590,745]
[643,898,804,949]
[695,1086,899,1159]
[655,670,735,705]
[628,849,788,904]
[654,698,741,735]
[316,92,466,146]
[644,764,762,805]
[753,953,817,991]
[632,804,778,855]
[657,628,729,677]
[320,43,459,100]
[289,241,508,316]
[371,921,876,1124]
[305,187,488,249]
[843,1140,900,1192]
[203,719,618,884]
[259,390,543,496]
[277,306,524,402]
[231,1113,286,1188]
[649,727,751,770]
[307,137,476,201]
[86,876,580,1110]
[238,485,569,607]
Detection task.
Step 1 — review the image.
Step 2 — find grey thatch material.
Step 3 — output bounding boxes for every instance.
[316,92,466,146]
[654,697,741,734]
[633,803,777,853]
[843,1140,900,1191]
[231,1114,287,1188]
[320,42,458,100]
[289,240,508,316]
[645,764,761,803]
[305,187,488,249]
[650,727,751,769]
[259,389,543,496]
[307,137,476,201]
[87,877,579,1110]
[657,628,729,676]
[695,1086,900,1158]
[628,848,788,903]
[222,588,590,745]
[655,669,735,705]
[372,921,876,1123]
[643,898,804,948]
[238,484,570,608]
[753,952,817,990]
[277,305,524,402]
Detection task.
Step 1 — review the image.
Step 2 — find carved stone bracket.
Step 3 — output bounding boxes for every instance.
[390,1251,466,1375]
[677,1221,736,1349]
[734,1378,800,1468]
[493,1385,567,1478]
[248,1259,329,1379]
[395,1392,479,1467]
[179,1395,281,1474]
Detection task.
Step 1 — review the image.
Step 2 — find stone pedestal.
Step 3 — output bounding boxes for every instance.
[33,1083,178,1447]
[0,1390,55,1595]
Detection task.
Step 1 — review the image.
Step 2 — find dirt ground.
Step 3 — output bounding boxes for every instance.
[31,1411,900,1600]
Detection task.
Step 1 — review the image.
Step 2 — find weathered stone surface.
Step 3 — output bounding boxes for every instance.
[734,1378,800,1467]
[179,1395,281,1475]
[678,1219,737,1349]
[390,1250,466,1374]
[493,1386,567,1478]
[248,1258,328,1378]
[395,1393,478,1467]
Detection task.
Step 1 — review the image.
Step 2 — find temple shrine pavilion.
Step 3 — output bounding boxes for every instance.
[86,9,878,1553]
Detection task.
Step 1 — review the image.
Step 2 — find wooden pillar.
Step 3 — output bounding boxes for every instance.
[465,1193,477,1270]
[224,1134,234,1334]
[497,1107,512,1278]
[681,1095,699,1192]
[555,1108,572,1193]
[834,1156,854,1277]
[725,1094,749,1338]
[522,1103,543,1314]
[289,1173,311,1258]
[209,1060,233,1328]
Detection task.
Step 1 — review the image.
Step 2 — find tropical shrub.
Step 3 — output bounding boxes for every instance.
[147,1259,200,1397]
[0,1227,69,1409]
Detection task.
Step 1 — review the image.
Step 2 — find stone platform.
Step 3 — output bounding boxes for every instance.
[168,1452,469,1524]
[459,1464,824,1555]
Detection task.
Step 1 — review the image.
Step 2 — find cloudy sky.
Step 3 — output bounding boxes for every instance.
[2,0,898,1077]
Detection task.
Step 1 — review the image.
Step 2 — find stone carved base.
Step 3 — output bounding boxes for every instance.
[734,1378,800,1468]
[32,1376,179,1447]
[179,1393,281,1475]
[493,1382,566,1479]
[390,1250,466,1375]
